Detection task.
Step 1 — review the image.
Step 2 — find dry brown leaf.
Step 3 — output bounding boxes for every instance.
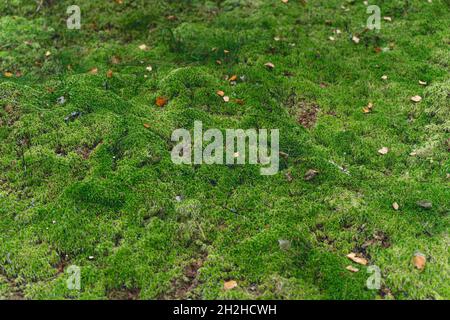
[363,102,374,114]
[304,169,319,181]
[224,280,238,290]
[156,96,168,107]
[411,95,422,103]
[413,253,426,270]
[216,60,222,65]
[106,70,113,78]
[3,72,13,78]
[285,171,293,182]
[89,68,98,75]
[111,56,121,64]
[378,147,389,155]
[346,265,359,273]
[234,98,245,105]
[346,253,368,266]
[216,90,225,97]
[229,75,237,82]
[143,123,150,129]
[4,104,13,113]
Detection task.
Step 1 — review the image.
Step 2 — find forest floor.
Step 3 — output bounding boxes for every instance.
[0,0,449,300]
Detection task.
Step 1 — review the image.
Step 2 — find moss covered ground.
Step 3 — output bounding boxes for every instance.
[0,0,449,300]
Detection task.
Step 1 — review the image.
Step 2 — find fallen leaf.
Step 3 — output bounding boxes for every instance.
[329,36,336,41]
[143,123,150,129]
[111,56,121,64]
[392,202,400,211]
[281,0,289,3]
[224,50,230,54]
[106,70,113,78]
[229,75,237,82]
[346,253,368,266]
[45,51,52,57]
[418,80,427,86]
[411,95,422,103]
[285,171,293,182]
[138,44,148,51]
[264,62,275,69]
[383,17,392,22]
[156,96,168,107]
[216,90,225,97]
[146,66,153,72]
[304,169,319,181]
[223,96,230,102]
[89,68,98,75]
[374,47,382,53]
[378,147,389,155]
[234,98,245,105]
[352,35,360,44]
[3,72,13,78]
[413,252,426,270]
[4,104,13,113]
[346,265,359,273]
[216,60,222,65]
[417,200,432,209]
[363,102,374,113]
[224,280,238,290]
[381,75,388,80]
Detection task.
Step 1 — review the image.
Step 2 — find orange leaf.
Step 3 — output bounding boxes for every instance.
[156,96,168,107]
[89,68,98,75]
[229,75,237,82]
[216,90,225,97]
[106,70,113,78]
[413,253,426,270]
[143,123,150,129]
[223,280,238,290]
[3,72,13,78]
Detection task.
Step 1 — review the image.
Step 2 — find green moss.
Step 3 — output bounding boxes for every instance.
[0,0,449,300]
